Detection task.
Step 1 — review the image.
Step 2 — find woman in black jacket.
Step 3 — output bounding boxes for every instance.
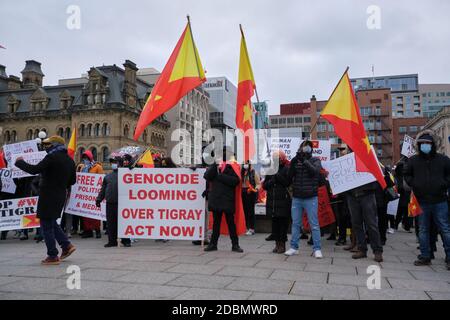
[263,151,291,254]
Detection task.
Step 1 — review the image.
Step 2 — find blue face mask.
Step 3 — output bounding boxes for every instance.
[420,143,432,154]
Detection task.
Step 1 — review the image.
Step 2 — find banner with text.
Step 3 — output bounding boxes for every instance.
[270,138,332,161]
[401,135,416,158]
[10,151,47,179]
[0,168,16,194]
[322,152,377,195]
[66,172,106,221]
[3,140,38,165]
[0,197,39,232]
[118,168,207,240]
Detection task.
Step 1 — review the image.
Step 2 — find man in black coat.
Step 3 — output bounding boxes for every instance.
[15,136,77,265]
[404,130,450,269]
[204,147,243,253]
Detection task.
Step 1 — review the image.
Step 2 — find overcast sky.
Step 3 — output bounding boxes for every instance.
[1,0,450,115]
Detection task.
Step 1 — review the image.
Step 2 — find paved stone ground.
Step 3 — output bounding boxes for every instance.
[0,229,449,300]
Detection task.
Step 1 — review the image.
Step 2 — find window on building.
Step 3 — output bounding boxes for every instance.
[26,129,33,140]
[80,124,85,137]
[65,128,71,140]
[58,128,64,137]
[90,147,97,161]
[102,147,109,162]
[409,126,418,133]
[399,126,407,133]
[94,123,100,137]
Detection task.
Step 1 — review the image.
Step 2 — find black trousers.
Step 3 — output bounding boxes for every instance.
[377,205,388,242]
[106,202,130,245]
[346,193,383,254]
[271,216,289,242]
[396,205,413,230]
[242,190,257,230]
[211,211,239,247]
[332,200,350,241]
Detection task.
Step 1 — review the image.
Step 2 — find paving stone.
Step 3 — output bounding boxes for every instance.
[254,260,306,271]
[380,262,435,272]
[164,255,217,264]
[0,292,70,300]
[270,269,327,284]
[356,267,415,279]
[304,264,357,275]
[79,268,133,281]
[167,274,236,289]
[242,253,287,261]
[358,287,430,300]
[248,292,320,300]
[216,266,273,279]
[115,284,188,299]
[114,261,178,272]
[114,271,182,285]
[226,277,293,294]
[410,271,450,282]
[11,266,68,279]
[332,257,382,268]
[388,278,450,292]
[291,282,359,300]
[0,277,66,294]
[426,291,450,300]
[328,274,391,288]
[166,263,224,275]
[208,258,259,267]
[53,281,128,299]
[175,288,252,300]
[0,276,22,286]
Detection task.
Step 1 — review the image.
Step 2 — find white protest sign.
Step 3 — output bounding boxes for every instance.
[0,197,39,231]
[322,152,377,195]
[118,168,206,241]
[387,199,399,216]
[401,135,416,158]
[270,137,332,161]
[10,151,47,179]
[0,168,16,194]
[66,172,106,221]
[3,140,38,165]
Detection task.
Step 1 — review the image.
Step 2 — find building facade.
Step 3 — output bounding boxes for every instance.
[392,117,428,164]
[269,103,311,139]
[423,106,450,156]
[0,60,170,167]
[253,101,269,129]
[419,84,450,118]
[202,77,237,130]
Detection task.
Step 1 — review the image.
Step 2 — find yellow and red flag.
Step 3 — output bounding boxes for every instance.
[408,192,423,217]
[22,214,40,228]
[134,19,206,141]
[236,26,256,162]
[138,149,155,168]
[320,69,386,189]
[67,127,77,160]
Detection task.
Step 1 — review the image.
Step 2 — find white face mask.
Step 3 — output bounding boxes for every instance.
[302,146,312,154]
[243,164,249,170]
[111,163,118,170]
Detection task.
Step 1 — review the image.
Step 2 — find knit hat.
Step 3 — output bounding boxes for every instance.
[417,134,434,144]
[42,135,65,145]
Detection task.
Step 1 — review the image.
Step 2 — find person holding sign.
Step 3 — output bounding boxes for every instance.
[285,141,323,259]
[204,147,245,253]
[15,136,77,265]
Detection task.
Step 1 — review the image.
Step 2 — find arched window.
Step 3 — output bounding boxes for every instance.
[90,147,97,161]
[102,146,109,162]
[11,131,17,142]
[123,125,129,138]
[87,124,92,137]
[34,129,40,139]
[58,128,64,137]
[78,147,85,162]
[80,124,85,137]
[65,128,71,140]
[102,123,108,136]
[4,131,10,143]
[143,130,148,143]
[26,129,33,140]
[94,123,100,137]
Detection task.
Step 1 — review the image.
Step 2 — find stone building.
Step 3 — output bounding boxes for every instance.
[423,106,450,156]
[0,60,170,167]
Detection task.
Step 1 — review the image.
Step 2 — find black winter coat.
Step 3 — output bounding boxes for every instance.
[404,153,450,204]
[15,150,76,220]
[204,163,240,214]
[288,153,322,198]
[263,164,291,218]
[97,171,118,204]
[395,158,411,207]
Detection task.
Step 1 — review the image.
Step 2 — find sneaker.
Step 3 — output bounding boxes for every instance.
[41,256,60,265]
[204,245,218,252]
[245,230,253,236]
[313,250,323,259]
[60,244,76,260]
[374,252,383,263]
[352,251,368,259]
[265,234,275,241]
[387,228,395,234]
[414,257,432,266]
[232,246,244,253]
[104,243,117,248]
[284,248,299,256]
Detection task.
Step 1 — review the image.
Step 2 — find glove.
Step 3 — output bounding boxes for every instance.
[95,200,101,208]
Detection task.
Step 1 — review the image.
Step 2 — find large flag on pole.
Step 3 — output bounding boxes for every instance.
[320,69,386,189]
[67,127,77,160]
[137,149,155,168]
[134,17,206,141]
[236,25,256,162]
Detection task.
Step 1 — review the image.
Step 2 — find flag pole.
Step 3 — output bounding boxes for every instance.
[309,66,350,137]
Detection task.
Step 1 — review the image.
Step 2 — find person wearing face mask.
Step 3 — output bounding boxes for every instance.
[404,130,450,269]
[241,161,260,236]
[15,136,77,265]
[96,156,131,248]
[286,140,324,259]
[77,150,104,239]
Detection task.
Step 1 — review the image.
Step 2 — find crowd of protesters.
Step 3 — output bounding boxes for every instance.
[1,128,449,270]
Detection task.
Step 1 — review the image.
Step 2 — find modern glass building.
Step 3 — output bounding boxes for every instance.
[419,84,450,118]
[202,77,237,129]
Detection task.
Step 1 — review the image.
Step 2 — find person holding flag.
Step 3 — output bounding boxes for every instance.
[318,69,385,262]
[404,130,450,269]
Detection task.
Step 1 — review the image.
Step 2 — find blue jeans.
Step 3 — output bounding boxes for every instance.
[418,201,450,262]
[40,219,71,258]
[290,197,321,251]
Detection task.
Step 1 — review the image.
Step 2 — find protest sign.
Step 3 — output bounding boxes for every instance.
[0,197,39,232]
[10,151,47,178]
[322,152,377,195]
[401,135,416,158]
[270,137,332,161]
[302,186,336,230]
[387,199,400,216]
[3,140,38,165]
[118,168,207,241]
[66,172,106,221]
[255,203,266,216]
[0,168,16,194]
